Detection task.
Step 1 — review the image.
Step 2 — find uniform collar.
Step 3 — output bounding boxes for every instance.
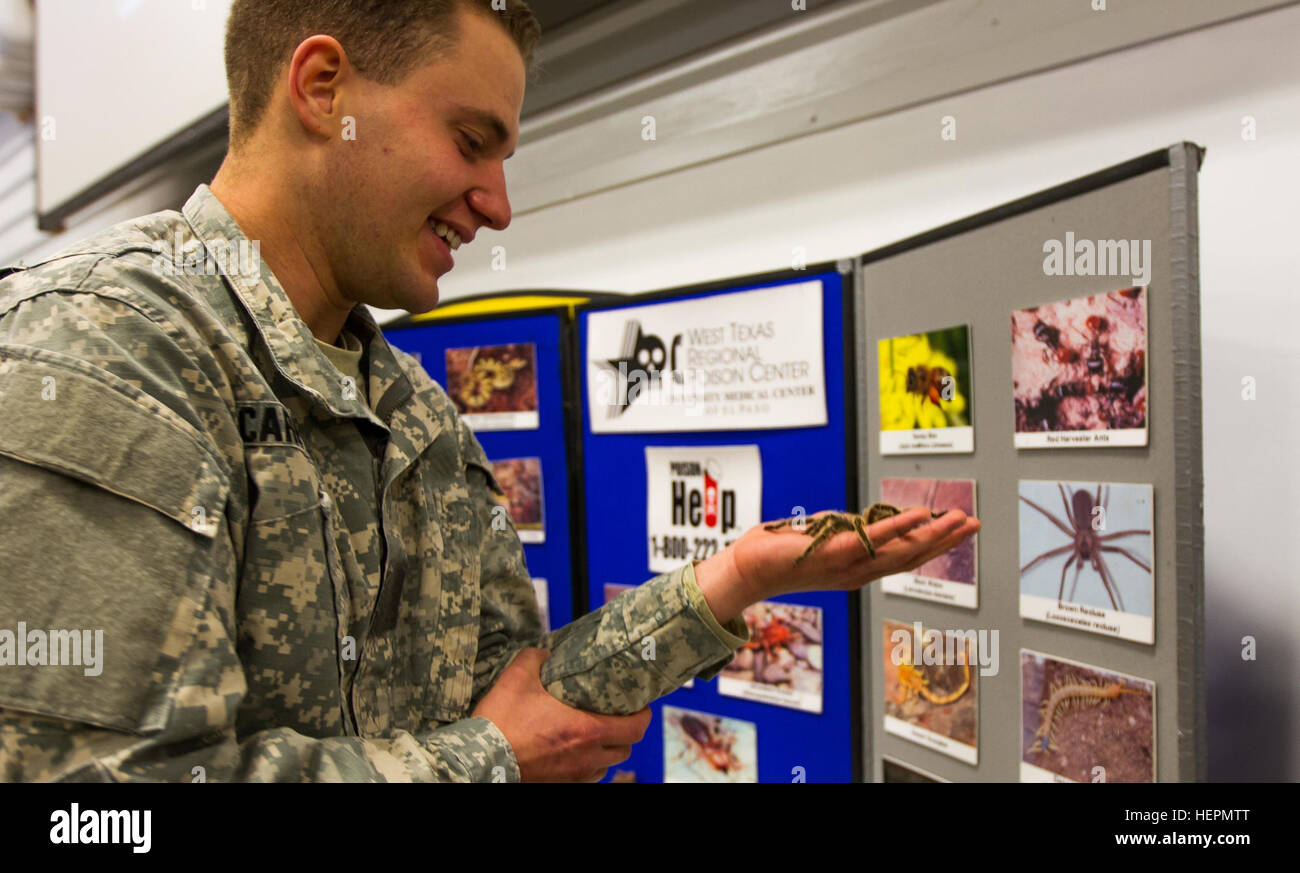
[181,184,414,427]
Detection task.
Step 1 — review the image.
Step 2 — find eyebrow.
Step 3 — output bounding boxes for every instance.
[452,104,516,159]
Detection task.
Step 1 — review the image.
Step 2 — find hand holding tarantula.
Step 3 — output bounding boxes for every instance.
[692,504,980,627]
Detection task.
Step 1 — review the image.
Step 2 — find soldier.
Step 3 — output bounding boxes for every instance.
[0,0,979,782]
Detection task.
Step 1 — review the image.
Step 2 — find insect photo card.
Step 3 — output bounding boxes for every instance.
[882,619,978,765]
[445,342,539,430]
[1020,649,1155,783]
[663,706,757,783]
[1011,286,1148,448]
[490,456,545,543]
[877,324,974,454]
[879,477,978,608]
[718,601,823,713]
[1018,479,1155,644]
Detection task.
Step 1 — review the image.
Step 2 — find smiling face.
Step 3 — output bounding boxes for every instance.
[313,6,525,314]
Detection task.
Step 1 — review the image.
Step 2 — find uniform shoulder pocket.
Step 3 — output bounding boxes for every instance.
[0,344,229,535]
[0,346,232,733]
[455,417,503,496]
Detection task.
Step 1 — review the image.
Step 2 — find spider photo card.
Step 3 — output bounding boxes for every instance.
[445,342,539,430]
[877,324,974,455]
[718,601,824,713]
[879,477,978,608]
[881,619,978,765]
[1020,650,1155,783]
[1011,286,1148,449]
[1018,479,1155,644]
[662,706,757,783]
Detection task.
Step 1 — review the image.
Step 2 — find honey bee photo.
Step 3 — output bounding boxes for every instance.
[1011,286,1148,448]
[878,325,973,454]
[663,706,757,783]
[445,343,539,429]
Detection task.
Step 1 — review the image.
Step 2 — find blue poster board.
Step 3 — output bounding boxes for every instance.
[578,266,860,783]
[384,310,579,631]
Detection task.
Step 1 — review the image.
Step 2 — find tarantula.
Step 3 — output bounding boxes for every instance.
[765,503,945,566]
[1019,483,1150,611]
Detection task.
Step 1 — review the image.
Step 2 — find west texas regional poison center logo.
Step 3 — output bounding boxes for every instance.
[597,320,687,418]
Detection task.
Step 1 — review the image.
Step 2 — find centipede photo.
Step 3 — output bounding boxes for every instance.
[1020,650,1155,783]
[1011,286,1148,440]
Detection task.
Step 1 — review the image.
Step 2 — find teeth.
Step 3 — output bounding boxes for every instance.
[430,220,462,250]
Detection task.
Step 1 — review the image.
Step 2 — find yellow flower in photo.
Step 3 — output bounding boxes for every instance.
[878,331,969,430]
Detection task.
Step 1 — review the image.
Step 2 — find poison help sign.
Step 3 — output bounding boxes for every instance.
[644,445,761,574]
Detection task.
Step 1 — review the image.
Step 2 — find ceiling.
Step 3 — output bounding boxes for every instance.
[519,0,849,118]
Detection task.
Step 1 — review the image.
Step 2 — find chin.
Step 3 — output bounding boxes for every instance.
[401,276,442,314]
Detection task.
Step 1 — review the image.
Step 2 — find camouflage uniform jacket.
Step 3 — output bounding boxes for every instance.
[0,185,749,782]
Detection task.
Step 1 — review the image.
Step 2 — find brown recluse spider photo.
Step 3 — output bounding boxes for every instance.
[1019,483,1151,611]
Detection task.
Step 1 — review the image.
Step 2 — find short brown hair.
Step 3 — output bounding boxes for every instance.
[224,0,540,149]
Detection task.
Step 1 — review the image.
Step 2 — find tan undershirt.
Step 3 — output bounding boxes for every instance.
[314,328,368,407]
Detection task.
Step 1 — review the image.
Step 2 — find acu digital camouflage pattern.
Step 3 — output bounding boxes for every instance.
[0,185,749,782]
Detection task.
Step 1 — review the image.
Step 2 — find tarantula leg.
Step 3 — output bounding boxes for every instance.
[1020,542,1075,576]
[850,514,878,559]
[1100,545,1151,574]
[1020,495,1075,538]
[792,526,837,566]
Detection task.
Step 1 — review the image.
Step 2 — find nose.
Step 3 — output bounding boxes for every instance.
[466,160,512,233]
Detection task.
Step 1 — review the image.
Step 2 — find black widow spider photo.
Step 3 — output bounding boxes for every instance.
[1019,483,1151,611]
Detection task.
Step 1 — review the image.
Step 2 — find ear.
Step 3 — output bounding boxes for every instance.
[286,35,351,140]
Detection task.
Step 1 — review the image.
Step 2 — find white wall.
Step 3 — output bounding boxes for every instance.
[433,6,1300,779]
[35,0,230,215]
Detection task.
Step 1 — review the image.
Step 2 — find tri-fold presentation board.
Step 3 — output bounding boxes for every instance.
[578,265,862,783]
[858,143,1205,782]
[381,142,1204,782]
[384,293,602,634]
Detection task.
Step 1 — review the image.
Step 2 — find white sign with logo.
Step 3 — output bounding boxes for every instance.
[645,445,762,574]
[588,281,827,432]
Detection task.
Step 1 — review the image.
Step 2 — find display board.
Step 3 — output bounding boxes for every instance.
[579,264,861,783]
[384,302,586,633]
[858,144,1204,782]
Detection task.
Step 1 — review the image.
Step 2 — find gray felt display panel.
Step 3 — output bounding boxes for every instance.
[856,144,1205,782]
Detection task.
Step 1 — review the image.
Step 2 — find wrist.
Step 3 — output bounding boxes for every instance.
[692,546,760,625]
